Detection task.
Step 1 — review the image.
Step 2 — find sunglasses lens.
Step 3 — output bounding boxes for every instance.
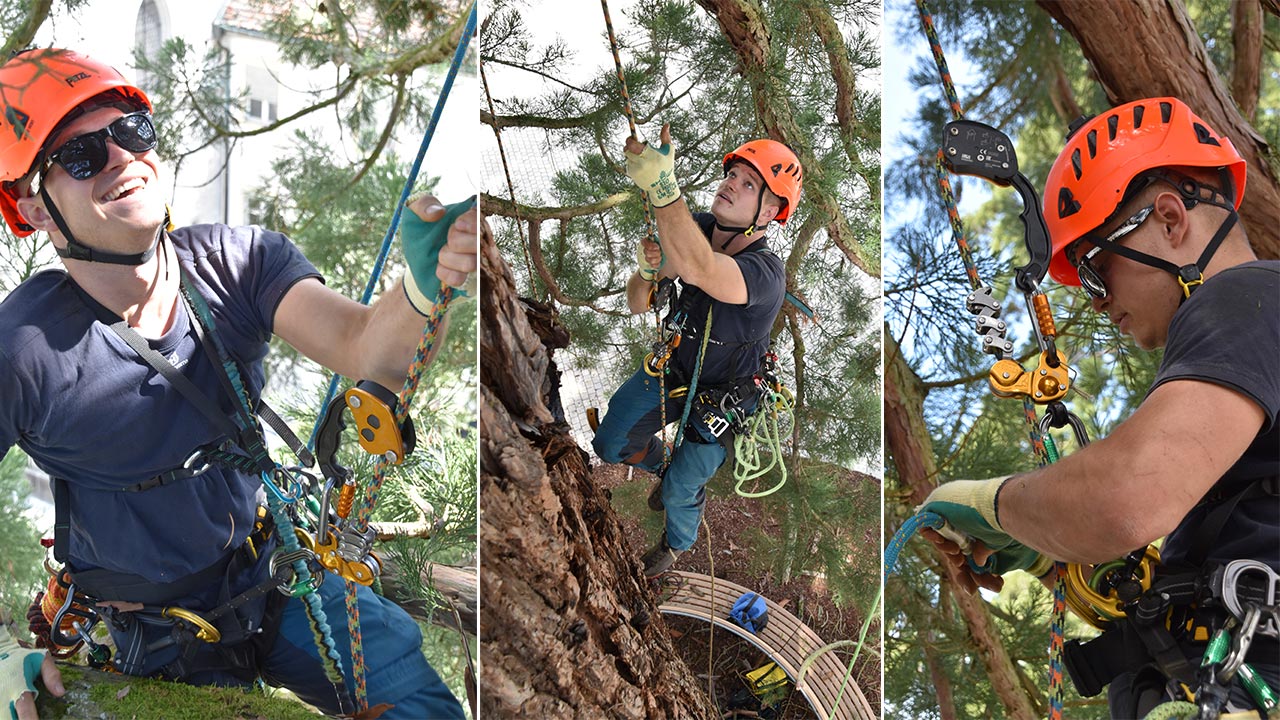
[56,136,108,180]
[1078,262,1107,299]
[114,114,157,153]
[50,113,157,181]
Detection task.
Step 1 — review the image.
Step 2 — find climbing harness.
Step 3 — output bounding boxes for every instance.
[890,5,1279,720]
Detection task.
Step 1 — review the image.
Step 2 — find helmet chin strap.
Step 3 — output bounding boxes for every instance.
[40,183,160,265]
[1087,173,1238,302]
[1087,207,1237,302]
[713,184,768,249]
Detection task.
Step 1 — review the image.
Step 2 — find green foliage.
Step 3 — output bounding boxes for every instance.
[0,449,45,630]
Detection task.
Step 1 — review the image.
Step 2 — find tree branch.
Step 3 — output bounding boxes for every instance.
[480,191,631,221]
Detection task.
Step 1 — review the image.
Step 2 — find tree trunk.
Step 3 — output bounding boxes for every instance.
[922,630,957,720]
[1037,0,1280,259]
[884,330,1039,720]
[477,207,716,718]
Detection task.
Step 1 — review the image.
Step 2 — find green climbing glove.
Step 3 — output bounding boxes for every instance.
[2,629,48,720]
[624,138,681,208]
[400,195,476,316]
[636,242,660,281]
[918,476,1053,577]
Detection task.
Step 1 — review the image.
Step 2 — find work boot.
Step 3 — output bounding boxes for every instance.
[647,480,664,512]
[641,534,685,577]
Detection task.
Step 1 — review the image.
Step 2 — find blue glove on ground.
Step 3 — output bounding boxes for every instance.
[401,195,476,315]
[917,476,1053,577]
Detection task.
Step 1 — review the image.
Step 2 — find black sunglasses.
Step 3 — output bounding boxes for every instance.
[42,112,158,181]
[1070,205,1153,300]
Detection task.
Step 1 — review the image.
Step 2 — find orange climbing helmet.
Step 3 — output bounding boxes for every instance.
[723,139,803,225]
[1044,97,1246,287]
[0,48,151,235]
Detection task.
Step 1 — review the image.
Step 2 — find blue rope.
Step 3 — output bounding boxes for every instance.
[884,510,944,583]
[307,3,479,451]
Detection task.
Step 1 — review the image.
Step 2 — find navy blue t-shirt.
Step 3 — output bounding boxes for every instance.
[0,225,319,583]
[1152,260,1279,571]
[668,213,785,388]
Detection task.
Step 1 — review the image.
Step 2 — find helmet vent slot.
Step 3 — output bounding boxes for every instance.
[1086,130,1097,159]
[1132,105,1145,129]
[1057,187,1080,219]
[1071,148,1082,180]
[1159,101,1173,123]
[1193,122,1221,146]
[1106,115,1119,141]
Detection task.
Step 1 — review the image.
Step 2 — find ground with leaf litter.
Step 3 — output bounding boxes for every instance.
[591,461,882,718]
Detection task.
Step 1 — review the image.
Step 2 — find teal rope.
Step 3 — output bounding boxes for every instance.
[669,307,713,455]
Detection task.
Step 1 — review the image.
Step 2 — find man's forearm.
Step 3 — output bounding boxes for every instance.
[652,198,716,285]
[357,278,450,389]
[626,272,652,315]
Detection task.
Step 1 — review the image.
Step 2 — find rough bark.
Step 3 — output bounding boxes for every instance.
[884,330,1038,720]
[695,0,879,277]
[1037,0,1280,259]
[922,630,957,720]
[478,209,716,718]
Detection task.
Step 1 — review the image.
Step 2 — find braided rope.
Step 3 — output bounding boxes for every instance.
[600,0,672,471]
[913,11,1063,710]
[345,580,366,706]
[264,486,353,714]
[345,284,453,708]
[1049,568,1068,719]
[600,0,656,243]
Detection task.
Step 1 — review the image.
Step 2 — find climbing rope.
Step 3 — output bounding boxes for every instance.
[274,4,477,710]
[732,389,793,498]
[599,0,678,473]
[908,2,1066,716]
[337,6,478,709]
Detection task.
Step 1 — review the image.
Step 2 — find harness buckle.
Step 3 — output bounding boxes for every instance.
[702,412,730,438]
[1218,560,1279,638]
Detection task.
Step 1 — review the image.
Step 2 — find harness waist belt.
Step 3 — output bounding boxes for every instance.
[71,514,273,605]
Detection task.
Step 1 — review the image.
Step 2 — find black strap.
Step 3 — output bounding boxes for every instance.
[108,318,243,442]
[53,477,70,563]
[1184,476,1272,568]
[40,185,158,266]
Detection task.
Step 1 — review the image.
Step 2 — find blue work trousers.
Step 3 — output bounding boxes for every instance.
[261,573,464,719]
[592,367,727,551]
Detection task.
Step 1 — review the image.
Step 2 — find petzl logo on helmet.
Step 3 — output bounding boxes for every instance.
[65,72,91,86]
[5,106,30,140]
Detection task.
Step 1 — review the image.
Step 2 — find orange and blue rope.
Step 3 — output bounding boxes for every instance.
[914,1,1064,716]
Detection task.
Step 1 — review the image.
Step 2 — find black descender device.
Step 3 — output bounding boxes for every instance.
[942,119,1052,294]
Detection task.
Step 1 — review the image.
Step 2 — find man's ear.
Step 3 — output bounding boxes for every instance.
[1151,190,1190,250]
[756,193,782,226]
[15,192,56,233]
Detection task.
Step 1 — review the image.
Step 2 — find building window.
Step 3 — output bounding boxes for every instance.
[245,66,279,123]
[134,0,164,91]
